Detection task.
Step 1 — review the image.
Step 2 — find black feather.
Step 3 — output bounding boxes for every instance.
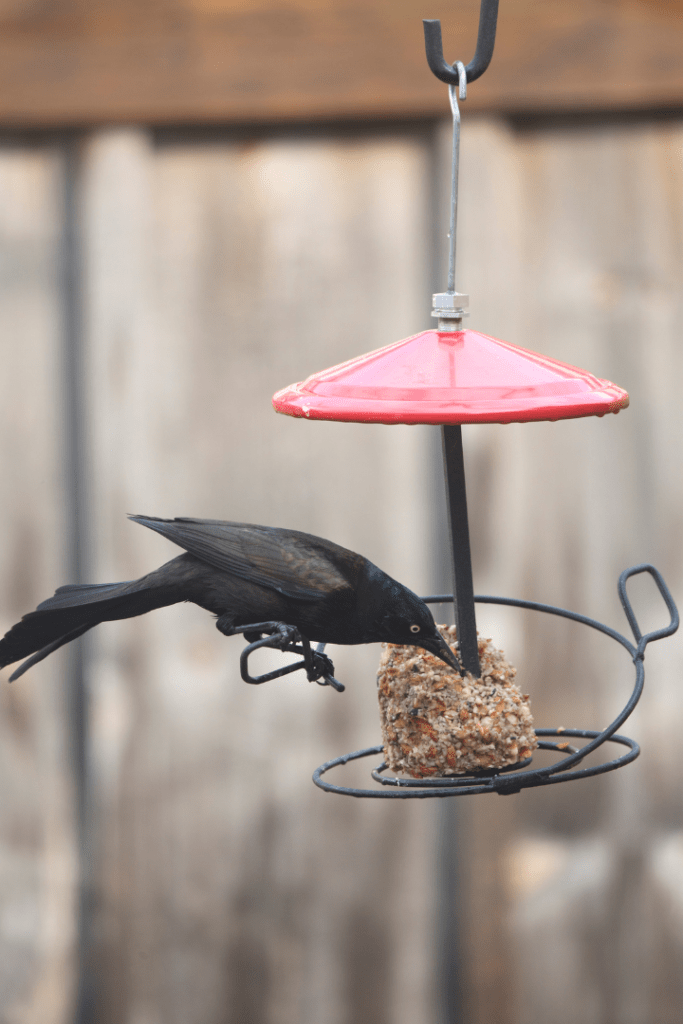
[128,515,354,600]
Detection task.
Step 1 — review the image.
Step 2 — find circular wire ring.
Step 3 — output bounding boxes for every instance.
[313,731,639,799]
[311,583,661,797]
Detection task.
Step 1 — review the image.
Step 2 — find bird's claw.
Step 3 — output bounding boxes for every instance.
[255,618,301,651]
[307,648,344,691]
[271,623,301,651]
[237,621,300,650]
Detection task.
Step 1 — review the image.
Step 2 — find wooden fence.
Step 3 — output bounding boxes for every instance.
[0,109,682,1023]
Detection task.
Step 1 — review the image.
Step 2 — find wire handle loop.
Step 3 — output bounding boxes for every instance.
[239,627,344,690]
[618,563,679,658]
[423,2,499,86]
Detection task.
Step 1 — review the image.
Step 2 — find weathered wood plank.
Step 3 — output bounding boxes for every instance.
[453,112,683,1023]
[0,143,77,1023]
[2,1,683,126]
[80,127,440,1024]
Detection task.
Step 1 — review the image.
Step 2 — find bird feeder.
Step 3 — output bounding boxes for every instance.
[270,3,679,797]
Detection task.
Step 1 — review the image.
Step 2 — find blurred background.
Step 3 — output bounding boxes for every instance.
[0,1,682,1022]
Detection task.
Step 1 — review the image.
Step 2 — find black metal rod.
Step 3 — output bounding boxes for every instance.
[441,425,480,676]
[423,2,500,87]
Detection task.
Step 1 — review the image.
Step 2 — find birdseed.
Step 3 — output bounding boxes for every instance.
[377,625,537,777]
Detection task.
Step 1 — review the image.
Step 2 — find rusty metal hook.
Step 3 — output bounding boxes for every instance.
[423,1,499,87]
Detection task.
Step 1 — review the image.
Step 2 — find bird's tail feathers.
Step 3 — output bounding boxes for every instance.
[37,580,136,611]
[1,575,181,676]
[9,624,93,681]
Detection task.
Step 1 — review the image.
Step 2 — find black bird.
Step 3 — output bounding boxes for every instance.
[0,516,459,682]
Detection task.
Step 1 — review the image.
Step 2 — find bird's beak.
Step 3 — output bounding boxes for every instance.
[420,632,462,673]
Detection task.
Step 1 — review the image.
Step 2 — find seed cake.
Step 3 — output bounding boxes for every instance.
[377,625,537,777]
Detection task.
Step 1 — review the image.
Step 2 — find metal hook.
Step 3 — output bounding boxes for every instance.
[423,1,500,87]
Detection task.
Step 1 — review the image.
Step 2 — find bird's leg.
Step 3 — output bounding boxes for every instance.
[215,615,301,651]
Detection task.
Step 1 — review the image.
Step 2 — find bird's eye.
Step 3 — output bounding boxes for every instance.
[410,624,420,633]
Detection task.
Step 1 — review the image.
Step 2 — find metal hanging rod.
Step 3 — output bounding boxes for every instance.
[425,4,502,676]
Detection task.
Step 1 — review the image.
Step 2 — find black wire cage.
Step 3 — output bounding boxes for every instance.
[312,564,679,798]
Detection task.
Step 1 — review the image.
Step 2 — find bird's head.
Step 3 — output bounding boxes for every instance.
[377,585,461,673]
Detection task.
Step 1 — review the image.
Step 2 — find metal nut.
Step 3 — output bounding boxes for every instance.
[431,292,469,317]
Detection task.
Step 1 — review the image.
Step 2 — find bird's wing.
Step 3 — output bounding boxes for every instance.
[129,516,358,601]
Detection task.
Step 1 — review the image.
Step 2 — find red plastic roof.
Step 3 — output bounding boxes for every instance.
[272,329,629,425]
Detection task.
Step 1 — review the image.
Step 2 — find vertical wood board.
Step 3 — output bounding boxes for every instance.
[80,126,441,1024]
[0,142,77,1024]
[452,112,683,1023]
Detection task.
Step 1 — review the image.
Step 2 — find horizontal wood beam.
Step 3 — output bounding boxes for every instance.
[1,0,683,127]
